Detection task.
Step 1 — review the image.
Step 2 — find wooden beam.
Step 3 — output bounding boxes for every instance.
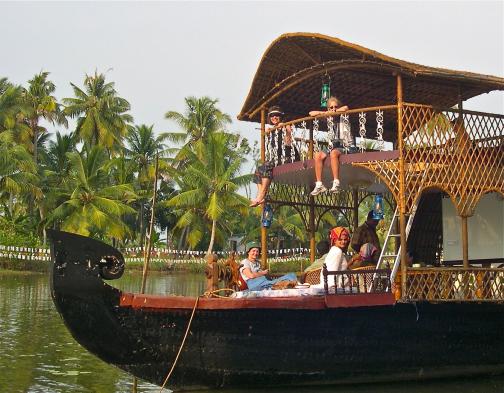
[396,73,408,298]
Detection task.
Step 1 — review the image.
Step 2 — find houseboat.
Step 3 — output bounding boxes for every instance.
[49,33,504,391]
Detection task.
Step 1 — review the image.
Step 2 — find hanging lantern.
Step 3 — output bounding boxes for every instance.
[372,194,384,220]
[262,203,274,228]
[320,72,331,108]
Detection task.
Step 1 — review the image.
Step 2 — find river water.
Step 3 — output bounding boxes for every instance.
[1,270,504,393]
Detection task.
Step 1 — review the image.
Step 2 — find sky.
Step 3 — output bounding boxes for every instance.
[1,0,503,156]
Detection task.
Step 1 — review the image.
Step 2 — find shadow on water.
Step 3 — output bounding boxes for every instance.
[1,270,504,393]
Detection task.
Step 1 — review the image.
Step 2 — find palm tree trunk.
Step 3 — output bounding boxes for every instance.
[139,203,144,248]
[206,219,216,256]
[178,226,188,250]
[32,119,38,165]
[39,206,47,247]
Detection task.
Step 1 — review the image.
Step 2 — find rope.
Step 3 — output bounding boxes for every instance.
[204,288,236,298]
[158,288,235,392]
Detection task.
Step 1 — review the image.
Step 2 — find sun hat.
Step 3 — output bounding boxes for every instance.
[245,241,261,253]
[268,105,284,117]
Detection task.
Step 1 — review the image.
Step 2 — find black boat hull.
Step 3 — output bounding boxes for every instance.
[49,230,504,390]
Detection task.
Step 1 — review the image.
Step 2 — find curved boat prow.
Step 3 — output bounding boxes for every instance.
[47,230,139,365]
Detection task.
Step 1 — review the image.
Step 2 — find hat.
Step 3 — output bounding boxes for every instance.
[245,241,261,253]
[268,106,284,117]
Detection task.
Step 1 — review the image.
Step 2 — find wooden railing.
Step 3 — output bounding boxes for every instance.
[264,105,398,167]
[322,266,392,295]
[400,268,504,302]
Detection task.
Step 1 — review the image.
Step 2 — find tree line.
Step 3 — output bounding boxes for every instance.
[0,71,317,254]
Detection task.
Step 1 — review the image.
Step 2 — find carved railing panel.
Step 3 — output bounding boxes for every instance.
[402,268,504,302]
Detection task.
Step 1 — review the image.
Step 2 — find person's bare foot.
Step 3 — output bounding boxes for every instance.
[249,198,265,207]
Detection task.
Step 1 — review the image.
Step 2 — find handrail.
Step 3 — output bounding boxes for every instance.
[322,266,392,295]
[265,104,399,134]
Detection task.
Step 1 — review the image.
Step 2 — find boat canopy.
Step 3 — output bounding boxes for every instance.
[238,32,504,140]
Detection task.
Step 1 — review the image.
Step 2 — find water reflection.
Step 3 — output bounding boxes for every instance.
[1,271,504,393]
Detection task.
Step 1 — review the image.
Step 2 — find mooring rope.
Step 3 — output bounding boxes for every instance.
[158,288,235,392]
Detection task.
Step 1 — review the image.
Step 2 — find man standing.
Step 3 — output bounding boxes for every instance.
[351,210,381,254]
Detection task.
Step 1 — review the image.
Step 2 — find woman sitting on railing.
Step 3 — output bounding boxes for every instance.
[250,106,298,207]
[309,96,349,196]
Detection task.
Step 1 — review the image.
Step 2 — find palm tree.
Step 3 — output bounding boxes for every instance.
[0,134,42,219]
[122,124,170,245]
[62,71,132,152]
[124,124,169,184]
[0,81,30,139]
[46,146,137,240]
[165,132,251,254]
[22,71,67,164]
[164,96,231,164]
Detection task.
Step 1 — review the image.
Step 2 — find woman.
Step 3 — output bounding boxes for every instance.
[239,241,297,291]
[347,243,379,269]
[316,226,350,289]
[250,106,297,207]
[309,96,349,196]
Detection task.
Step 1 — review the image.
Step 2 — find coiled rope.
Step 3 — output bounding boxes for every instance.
[158,288,235,392]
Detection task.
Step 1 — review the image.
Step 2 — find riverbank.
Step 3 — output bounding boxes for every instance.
[0,257,309,274]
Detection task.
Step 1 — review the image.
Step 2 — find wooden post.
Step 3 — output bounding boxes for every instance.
[309,119,314,160]
[260,107,268,268]
[352,188,359,232]
[309,201,316,263]
[205,253,219,294]
[458,91,470,269]
[396,74,408,298]
[308,114,316,263]
[140,154,159,294]
[462,216,469,268]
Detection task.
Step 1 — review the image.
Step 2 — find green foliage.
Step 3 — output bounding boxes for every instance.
[165,131,251,253]
[45,146,137,240]
[0,217,40,246]
[62,71,132,152]
[268,258,310,274]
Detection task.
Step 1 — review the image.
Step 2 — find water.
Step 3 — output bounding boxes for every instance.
[1,270,504,393]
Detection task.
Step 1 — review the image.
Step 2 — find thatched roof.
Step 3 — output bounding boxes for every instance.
[238,33,504,123]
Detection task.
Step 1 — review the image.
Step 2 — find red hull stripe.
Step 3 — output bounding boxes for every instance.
[120,292,395,310]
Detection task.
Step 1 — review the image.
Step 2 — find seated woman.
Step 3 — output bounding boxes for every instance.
[347,243,379,269]
[239,241,297,291]
[309,96,349,196]
[314,227,350,289]
[250,106,298,207]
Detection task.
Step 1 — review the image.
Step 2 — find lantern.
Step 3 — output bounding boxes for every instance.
[320,73,331,108]
[372,194,384,220]
[262,204,273,228]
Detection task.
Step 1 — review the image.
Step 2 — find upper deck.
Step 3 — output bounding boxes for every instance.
[238,33,504,301]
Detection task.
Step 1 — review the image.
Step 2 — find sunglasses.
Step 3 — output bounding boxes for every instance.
[328,105,338,109]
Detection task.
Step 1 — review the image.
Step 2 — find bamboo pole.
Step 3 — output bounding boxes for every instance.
[309,202,315,263]
[458,93,470,269]
[352,189,359,232]
[308,117,316,263]
[462,216,469,268]
[396,74,408,298]
[140,154,159,294]
[260,107,268,269]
